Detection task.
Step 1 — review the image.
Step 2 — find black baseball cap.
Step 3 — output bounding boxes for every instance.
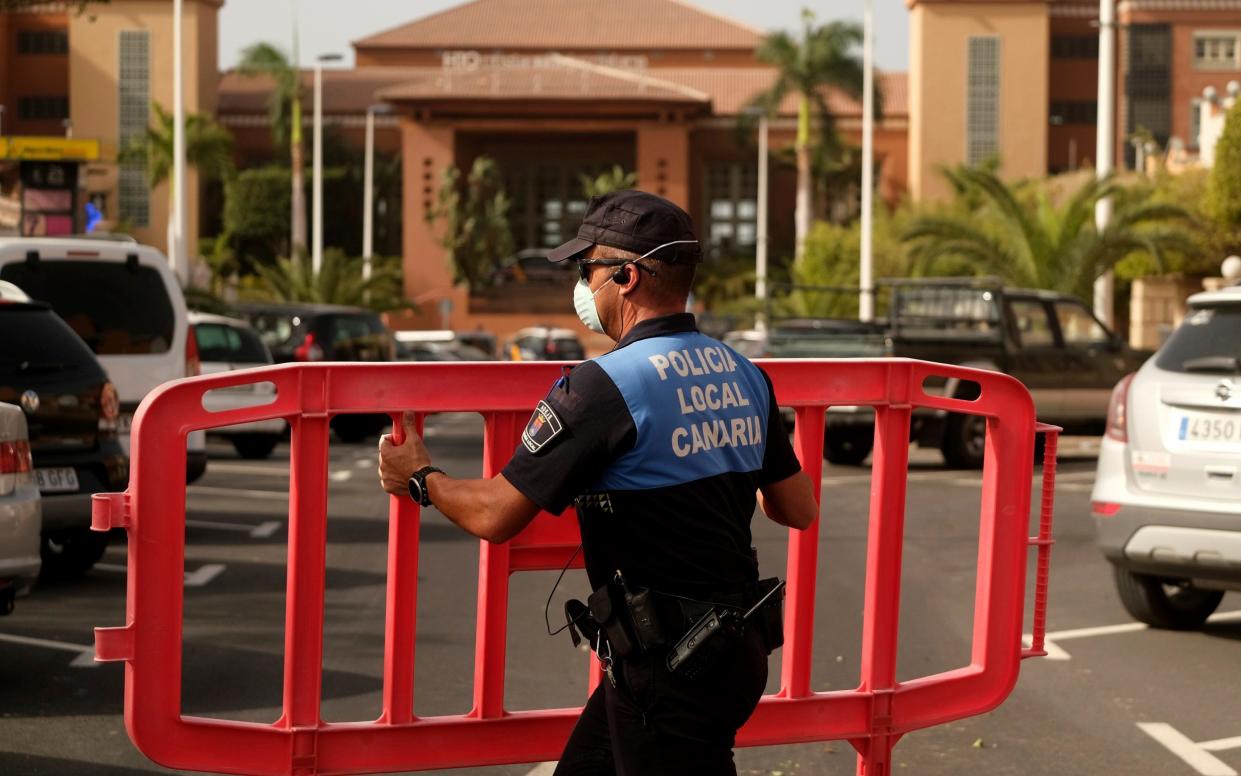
[547,189,702,265]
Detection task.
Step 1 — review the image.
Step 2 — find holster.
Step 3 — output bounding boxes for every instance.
[587,583,639,658]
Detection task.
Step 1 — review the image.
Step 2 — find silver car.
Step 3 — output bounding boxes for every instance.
[1092,284,1241,629]
[0,403,42,613]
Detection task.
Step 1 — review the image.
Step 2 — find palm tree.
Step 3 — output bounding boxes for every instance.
[236,42,307,256]
[749,11,867,261]
[252,248,410,313]
[119,103,234,259]
[902,166,1199,300]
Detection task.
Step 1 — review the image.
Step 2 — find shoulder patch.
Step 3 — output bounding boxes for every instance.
[522,400,565,454]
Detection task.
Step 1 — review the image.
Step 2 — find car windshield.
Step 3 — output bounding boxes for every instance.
[550,338,584,360]
[195,323,270,364]
[246,312,299,349]
[0,307,98,376]
[1155,304,1241,374]
[1,260,175,355]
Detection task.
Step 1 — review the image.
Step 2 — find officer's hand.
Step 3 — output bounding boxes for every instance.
[378,411,431,497]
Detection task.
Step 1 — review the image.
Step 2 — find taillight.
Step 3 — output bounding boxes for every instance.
[186,324,201,377]
[1092,501,1122,517]
[294,332,325,362]
[0,440,32,474]
[99,382,120,432]
[1105,373,1135,442]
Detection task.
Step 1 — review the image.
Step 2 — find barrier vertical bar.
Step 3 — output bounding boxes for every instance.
[781,405,825,699]
[280,372,333,772]
[472,411,520,718]
[382,412,424,724]
[854,369,913,776]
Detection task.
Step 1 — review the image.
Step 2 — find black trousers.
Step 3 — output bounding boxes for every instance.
[553,626,769,776]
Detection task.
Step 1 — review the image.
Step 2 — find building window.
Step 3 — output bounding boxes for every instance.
[966,36,1000,166]
[1049,100,1098,125]
[17,30,69,55]
[1125,24,1172,167]
[1193,32,1240,70]
[118,30,150,227]
[703,163,757,253]
[17,96,69,120]
[1051,35,1098,59]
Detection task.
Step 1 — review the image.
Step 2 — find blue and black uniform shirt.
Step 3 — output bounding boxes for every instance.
[502,313,802,595]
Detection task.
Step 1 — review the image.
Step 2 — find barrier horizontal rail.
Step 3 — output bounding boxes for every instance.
[92,358,1058,776]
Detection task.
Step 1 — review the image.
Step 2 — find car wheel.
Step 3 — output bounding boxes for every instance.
[1112,566,1223,630]
[941,413,986,469]
[824,427,873,466]
[40,528,109,580]
[232,434,280,460]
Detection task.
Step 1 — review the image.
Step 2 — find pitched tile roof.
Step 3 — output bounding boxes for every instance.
[353,0,765,51]
[376,54,712,105]
[654,68,908,118]
[217,68,430,114]
[216,64,908,120]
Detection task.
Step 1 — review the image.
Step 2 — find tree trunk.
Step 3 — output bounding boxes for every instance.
[794,95,813,263]
[289,94,307,257]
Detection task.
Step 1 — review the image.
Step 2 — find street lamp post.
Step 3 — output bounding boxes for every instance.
[742,107,771,331]
[0,105,6,136]
[859,0,875,323]
[363,103,392,282]
[1094,0,1117,328]
[312,53,342,276]
[171,0,187,284]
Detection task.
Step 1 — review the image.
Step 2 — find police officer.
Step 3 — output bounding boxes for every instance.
[379,190,818,775]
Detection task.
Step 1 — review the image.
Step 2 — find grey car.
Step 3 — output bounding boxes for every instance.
[1092,284,1241,629]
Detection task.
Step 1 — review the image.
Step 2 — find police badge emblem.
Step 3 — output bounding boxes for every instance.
[522,400,564,454]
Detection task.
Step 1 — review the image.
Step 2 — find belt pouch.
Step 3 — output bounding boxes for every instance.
[623,587,665,651]
[588,584,638,659]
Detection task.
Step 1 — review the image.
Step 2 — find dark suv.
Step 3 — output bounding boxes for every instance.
[0,298,128,577]
[231,303,395,442]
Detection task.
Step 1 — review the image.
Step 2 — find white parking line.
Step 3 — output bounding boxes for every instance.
[523,763,557,776]
[1026,610,1241,661]
[189,485,289,501]
[95,562,226,587]
[0,633,99,668]
[330,469,353,483]
[187,518,283,538]
[1139,722,1239,776]
[205,462,289,477]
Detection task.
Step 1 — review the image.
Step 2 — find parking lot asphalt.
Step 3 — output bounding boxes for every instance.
[0,416,1238,775]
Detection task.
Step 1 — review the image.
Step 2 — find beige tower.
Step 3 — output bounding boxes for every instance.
[908,0,1050,201]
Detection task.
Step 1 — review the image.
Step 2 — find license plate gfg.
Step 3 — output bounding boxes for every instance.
[35,467,80,494]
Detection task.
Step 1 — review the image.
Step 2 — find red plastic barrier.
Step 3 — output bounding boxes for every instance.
[92,359,1059,776]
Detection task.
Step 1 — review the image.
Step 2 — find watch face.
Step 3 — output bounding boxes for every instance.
[409,476,425,504]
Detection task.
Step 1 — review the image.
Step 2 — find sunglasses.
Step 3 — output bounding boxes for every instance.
[576,259,648,283]
[574,239,700,282]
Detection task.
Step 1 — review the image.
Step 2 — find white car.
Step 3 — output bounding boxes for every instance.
[190,312,284,459]
[1092,284,1241,629]
[0,238,207,482]
[0,403,42,613]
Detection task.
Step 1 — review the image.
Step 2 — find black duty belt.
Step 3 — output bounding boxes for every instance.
[564,572,785,685]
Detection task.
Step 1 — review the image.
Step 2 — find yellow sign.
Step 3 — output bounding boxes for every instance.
[0,136,102,162]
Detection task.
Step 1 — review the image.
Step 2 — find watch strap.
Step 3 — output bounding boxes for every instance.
[408,466,444,507]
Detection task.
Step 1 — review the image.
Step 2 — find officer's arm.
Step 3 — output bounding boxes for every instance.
[758,471,818,530]
[425,474,541,544]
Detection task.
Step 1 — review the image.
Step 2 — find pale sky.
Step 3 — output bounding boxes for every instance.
[218,0,910,72]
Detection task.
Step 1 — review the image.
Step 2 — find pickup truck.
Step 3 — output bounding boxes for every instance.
[726,278,1150,468]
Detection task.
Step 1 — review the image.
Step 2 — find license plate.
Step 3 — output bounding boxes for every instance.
[1177,413,1241,444]
[35,467,80,494]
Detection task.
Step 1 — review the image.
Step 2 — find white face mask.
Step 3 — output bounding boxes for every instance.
[573,277,611,335]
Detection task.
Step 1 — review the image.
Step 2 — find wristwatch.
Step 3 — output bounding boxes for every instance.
[407,466,445,507]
